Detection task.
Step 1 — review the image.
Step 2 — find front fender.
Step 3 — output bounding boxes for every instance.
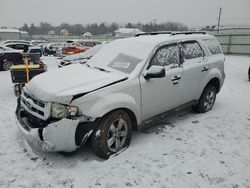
[75,92,141,125]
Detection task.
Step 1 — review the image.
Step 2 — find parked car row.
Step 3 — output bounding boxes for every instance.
[0,39,103,59]
[0,39,104,71]
[15,32,226,159]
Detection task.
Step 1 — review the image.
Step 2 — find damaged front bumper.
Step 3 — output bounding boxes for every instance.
[15,99,98,153]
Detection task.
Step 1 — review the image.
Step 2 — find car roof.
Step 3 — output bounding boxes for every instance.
[119,33,216,46]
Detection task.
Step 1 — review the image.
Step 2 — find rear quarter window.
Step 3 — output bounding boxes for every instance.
[203,39,222,55]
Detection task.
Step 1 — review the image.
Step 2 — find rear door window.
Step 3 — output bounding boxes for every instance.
[181,41,203,59]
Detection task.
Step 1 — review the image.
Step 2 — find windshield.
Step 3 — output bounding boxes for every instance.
[87,40,153,74]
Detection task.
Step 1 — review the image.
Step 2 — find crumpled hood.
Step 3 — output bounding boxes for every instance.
[26,64,127,104]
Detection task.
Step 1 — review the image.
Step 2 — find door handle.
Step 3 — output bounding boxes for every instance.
[202,66,209,72]
[171,75,181,81]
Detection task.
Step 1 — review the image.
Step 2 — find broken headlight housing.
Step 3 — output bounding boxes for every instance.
[51,103,78,119]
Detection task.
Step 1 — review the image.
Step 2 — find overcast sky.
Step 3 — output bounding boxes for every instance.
[0,0,249,28]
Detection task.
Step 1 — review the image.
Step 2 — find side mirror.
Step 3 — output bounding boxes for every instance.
[144,65,165,79]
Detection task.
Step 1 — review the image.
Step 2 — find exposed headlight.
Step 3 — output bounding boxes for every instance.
[51,103,78,119]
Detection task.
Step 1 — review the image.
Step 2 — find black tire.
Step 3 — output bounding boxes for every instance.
[2,59,13,71]
[193,85,217,113]
[91,110,132,159]
[43,52,48,56]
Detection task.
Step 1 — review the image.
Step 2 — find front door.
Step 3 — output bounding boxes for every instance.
[140,43,183,121]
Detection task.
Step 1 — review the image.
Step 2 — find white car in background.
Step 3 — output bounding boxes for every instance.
[16,32,225,159]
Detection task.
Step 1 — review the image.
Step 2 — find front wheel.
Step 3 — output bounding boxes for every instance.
[91,110,132,159]
[193,85,217,113]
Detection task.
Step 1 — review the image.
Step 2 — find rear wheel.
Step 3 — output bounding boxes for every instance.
[193,85,217,113]
[91,110,132,159]
[2,59,13,71]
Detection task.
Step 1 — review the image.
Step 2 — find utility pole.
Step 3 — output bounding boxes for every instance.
[217,7,222,34]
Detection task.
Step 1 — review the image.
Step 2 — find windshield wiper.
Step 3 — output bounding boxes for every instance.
[85,63,110,73]
[93,66,110,73]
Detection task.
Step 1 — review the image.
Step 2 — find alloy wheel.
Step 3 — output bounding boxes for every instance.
[107,118,128,153]
[204,90,215,111]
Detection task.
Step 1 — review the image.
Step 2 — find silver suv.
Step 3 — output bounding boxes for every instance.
[16,32,225,159]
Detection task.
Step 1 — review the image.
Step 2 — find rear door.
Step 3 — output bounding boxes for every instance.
[140,43,184,120]
[181,40,207,103]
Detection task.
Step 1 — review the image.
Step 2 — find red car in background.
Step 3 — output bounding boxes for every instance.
[62,40,102,56]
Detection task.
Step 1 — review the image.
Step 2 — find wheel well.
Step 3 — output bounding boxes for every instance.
[102,108,138,131]
[206,78,220,93]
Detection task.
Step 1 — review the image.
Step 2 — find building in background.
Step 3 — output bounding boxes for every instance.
[0,29,21,41]
[60,29,69,36]
[48,30,55,35]
[0,29,30,41]
[114,28,144,38]
[82,32,93,38]
[20,31,30,40]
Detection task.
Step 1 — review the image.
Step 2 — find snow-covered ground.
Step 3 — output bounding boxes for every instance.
[0,56,250,188]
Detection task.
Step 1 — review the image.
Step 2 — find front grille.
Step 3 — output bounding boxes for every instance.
[21,88,51,121]
[24,110,48,128]
[23,92,45,108]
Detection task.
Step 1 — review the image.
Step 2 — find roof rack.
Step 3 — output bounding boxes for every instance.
[135,31,206,37]
[135,31,172,37]
[171,31,206,35]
